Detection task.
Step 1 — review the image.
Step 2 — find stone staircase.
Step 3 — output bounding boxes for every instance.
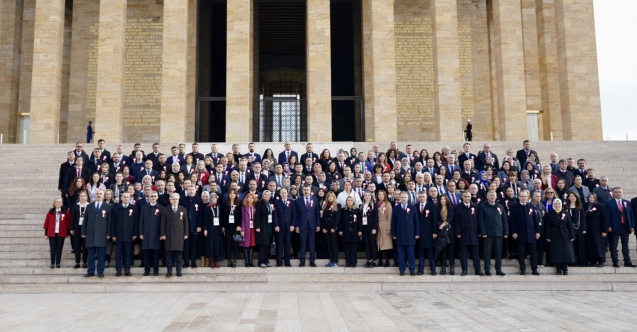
[1,142,637,293]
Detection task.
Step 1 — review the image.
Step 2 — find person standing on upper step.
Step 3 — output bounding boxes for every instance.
[391,192,420,276]
[86,121,93,143]
[605,187,636,268]
[545,199,575,275]
[478,190,508,276]
[111,192,139,277]
[161,193,189,277]
[453,192,484,276]
[139,191,162,276]
[43,198,71,269]
[416,192,439,276]
[509,190,541,276]
[294,185,321,267]
[81,189,111,278]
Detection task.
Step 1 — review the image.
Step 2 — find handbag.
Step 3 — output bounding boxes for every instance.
[233,233,244,243]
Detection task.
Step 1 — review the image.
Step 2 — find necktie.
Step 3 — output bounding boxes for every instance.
[241,173,244,183]
[96,203,100,210]
[420,204,424,213]
[77,168,81,178]
[286,151,289,161]
[340,162,343,169]
[618,200,625,224]
[173,207,177,213]
[218,175,221,183]
[403,204,407,211]
[306,198,310,209]
[451,194,455,205]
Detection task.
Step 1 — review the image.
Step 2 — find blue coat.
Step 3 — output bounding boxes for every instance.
[391,203,420,246]
[135,169,159,184]
[452,203,480,246]
[294,195,321,231]
[274,197,296,228]
[110,203,139,241]
[139,204,162,250]
[278,150,298,164]
[509,202,541,244]
[166,155,184,166]
[179,195,204,233]
[416,202,439,248]
[605,198,635,234]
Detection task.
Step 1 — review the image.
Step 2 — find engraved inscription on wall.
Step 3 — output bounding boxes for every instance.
[458,21,475,119]
[394,17,435,134]
[86,23,99,121]
[124,18,162,129]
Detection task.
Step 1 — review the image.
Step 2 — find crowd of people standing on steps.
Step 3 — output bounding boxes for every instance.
[47,139,637,278]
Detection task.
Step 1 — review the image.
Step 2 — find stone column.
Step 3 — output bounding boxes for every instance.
[492,0,528,141]
[535,0,562,140]
[365,0,397,142]
[306,0,332,142]
[0,0,23,142]
[160,0,189,143]
[430,0,462,141]
[28,0,66,143]
[94,0,127,142]
[226,0,253,142]
[554,0,601,140]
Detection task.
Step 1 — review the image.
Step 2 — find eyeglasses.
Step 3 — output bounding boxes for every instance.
[546,192,554,194]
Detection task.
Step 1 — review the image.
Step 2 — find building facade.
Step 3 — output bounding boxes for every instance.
[0,0,602,144]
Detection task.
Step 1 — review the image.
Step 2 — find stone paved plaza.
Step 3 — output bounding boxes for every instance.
[3,291,637,331]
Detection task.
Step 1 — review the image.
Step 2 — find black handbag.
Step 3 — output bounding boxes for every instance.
[233,233,244,243]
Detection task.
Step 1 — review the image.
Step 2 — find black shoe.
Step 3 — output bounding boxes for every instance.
[532,270,540,275]
[346,264,351,267]
[496,271,506,276]
[299,262,305,267]
[393,263,399,267]
[461,270,467,276]
[613,264,620,268]
[377,260,384,266]
[520,270,527,276]
[310,262,317,267]
[166,273,172,277]
[50,265,54,269]
[125,270,131,276]
[276,263,282,267]
[563,271,568,275]
[384,261,390,267]
[143,272,149,276]
[476,270,484,276]
[555,271,562,275]
[116,272,122,277]
[485,271,492,276]
[625,263,637,267]
[364,262,371,268]
[71,249,75,253]
[184,263,190,268]
[410,272,416,276]
[73,264,80,269]
[285,263,292,267]
[98,274,104,278]
[176,273,182,277]
[449,266,455,275]
[431,270,437,276]
[56,265,61,268]
[153,272,159,276]
[416,271,424,275]
[192,264,197,268]
[84,273,93,278]
[370,262,376,268]
[82,263,88,268]
[597,263,604,268]
[400,271,405,276]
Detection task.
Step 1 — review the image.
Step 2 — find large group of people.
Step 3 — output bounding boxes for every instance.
[47,139,636,278]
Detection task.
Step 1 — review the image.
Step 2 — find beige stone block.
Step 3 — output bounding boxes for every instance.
[492,0,528,141]
[306,0,332,142]
[28,0,66,143]
[430,0,462,141]
[17,0,35,125]
[554,0,602,140]
[186,0,197,141]
[225,0,253,142]
[0,0,23,142]
[160,0,189,143]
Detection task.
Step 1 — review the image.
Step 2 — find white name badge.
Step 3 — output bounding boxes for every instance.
[214,217,219,226]
[362,216,368,226]
[268,214,273,223]
[229,215,234,224]
[78,217,84,226]
[250,219,254,228]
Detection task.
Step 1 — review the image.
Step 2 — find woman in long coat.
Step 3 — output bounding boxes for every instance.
[361,192,379,268]
[240,193,258,267]
[255,191,277,268]
[223,189,242,267]
[203,192,224,268]
[339,196,362,268]
[376,190,393,267]
[545,199,575,275]
[567,192,587,267]
[585,193,608,267]
[321,191,341,267]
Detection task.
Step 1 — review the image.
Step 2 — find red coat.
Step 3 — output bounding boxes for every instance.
[540,175,559,190]
[43,209,72,237]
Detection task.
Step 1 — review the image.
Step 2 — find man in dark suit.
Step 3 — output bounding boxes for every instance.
[457,143,477,169]
[128,143,146,162]
[475,143,499,171]
[605,187,636,267]
[81,189,112,278]
[205,144,224,165]
[278,141,298,165]
[59,151,75,196]
[553,159,574,188]
[299,143,319,166]
[515,140,537,167]
[333,152,348,174]
[146,143,162,167]
[478,190,508,276]
[274,188,296,267]
[443,155,460,180]
[166,146,184,166]
[72,142,90,163]
[424,159,438,179]
[245,142,262,165]
[416,193,438,275]
[460,160,477,184]
[390,142,407,160]
[96,139,111,164]
[268,164,286,190]
[294,185,321,267]
[161,193,189,277]
[213,163,230,193]
[592,176,612,203]
[111,192,139,276]
[86,148,105,174]
[136,160,159,184]
[139,191,163,276]
[391,192,420,276]
[446,181,462,206]
[64,157,91,197]
[189,143,205,165]
[453,192,484,276]
[509,190,541,275]
[180,185,203,268]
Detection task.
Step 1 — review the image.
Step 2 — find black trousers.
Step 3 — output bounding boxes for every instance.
[609,232,632,265]
[225,232,239,263]
[276,229,292,265]
[183,232,198,265]
[325,231,339,264]
[72,226,87,264]
[556,263,568,273]
[115,241,133,272]
[536,234,546,265]
[343,242,358,267]
[440,236,455,267]
[573,234,588,266]
[165,251,182,274]
[362,231,378,261]
[142,249,159,273]
[517,242,538,271]
[48,234,65,265]
[483,236,503,272]
[507,236,518,257]
[459,244,481,272]
[258,244,270,265]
